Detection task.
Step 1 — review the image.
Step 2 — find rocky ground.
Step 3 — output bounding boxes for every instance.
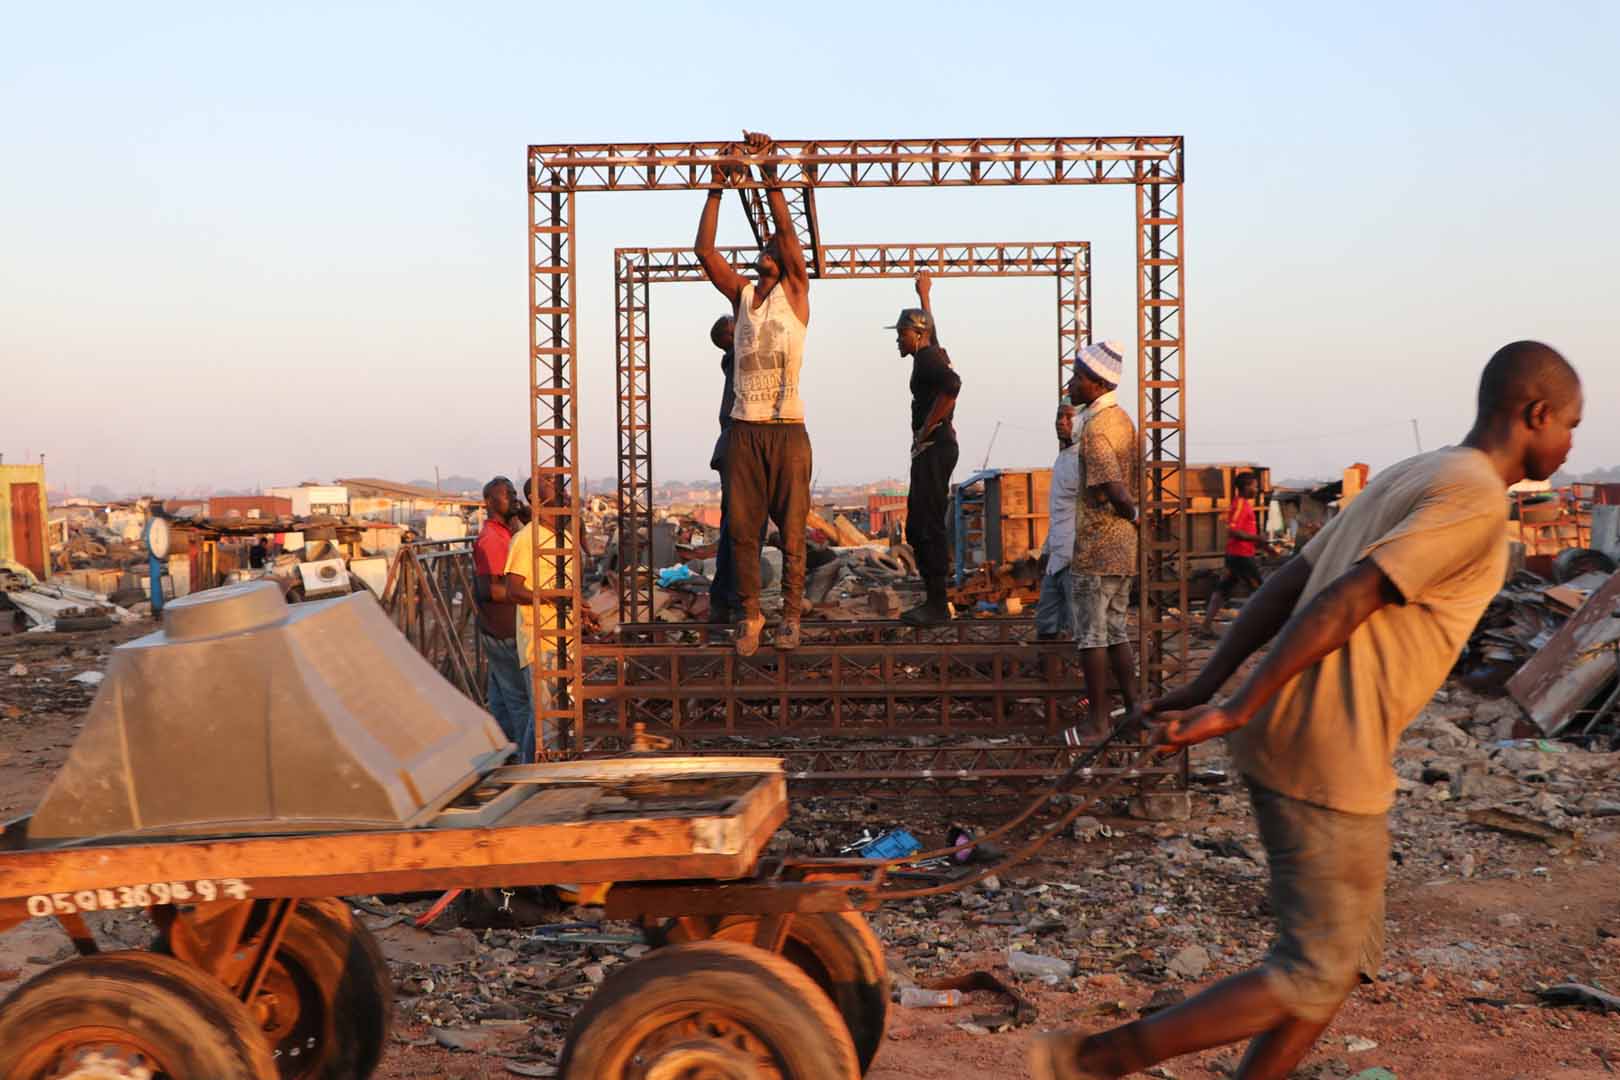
[3,624,1619,1078]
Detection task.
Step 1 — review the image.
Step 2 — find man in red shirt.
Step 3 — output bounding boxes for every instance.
[1201,472,1272,636]
[473,476,532,761]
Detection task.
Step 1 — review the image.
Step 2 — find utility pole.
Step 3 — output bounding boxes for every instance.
[1410,418,1423,454]
[981,420,1004,471]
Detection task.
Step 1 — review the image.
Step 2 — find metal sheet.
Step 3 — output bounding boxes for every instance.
[1507,571,1620,734]
[27,580,509,842]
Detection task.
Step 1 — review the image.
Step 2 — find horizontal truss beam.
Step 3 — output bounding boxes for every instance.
[612,243,1090,623]
[618,241,1089,283]
[530,138,1183,191]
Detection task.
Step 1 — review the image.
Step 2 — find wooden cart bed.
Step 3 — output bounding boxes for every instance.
[0,757,786,931]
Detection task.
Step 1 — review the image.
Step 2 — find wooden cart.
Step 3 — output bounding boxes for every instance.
[0,756,891,1080]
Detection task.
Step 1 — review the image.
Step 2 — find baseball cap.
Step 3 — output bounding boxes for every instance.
[884,308,934,332]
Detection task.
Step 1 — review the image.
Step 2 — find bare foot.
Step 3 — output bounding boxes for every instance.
[1029,1032,1112,1080]
[735,613,766,656]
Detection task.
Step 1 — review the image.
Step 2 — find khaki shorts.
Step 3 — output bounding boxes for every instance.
[1068,573,1131,649]
[1249,780,1389,1023]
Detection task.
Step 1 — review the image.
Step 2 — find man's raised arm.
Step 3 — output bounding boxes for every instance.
[695,154,746,307]
[915,270,940,345]
[743,131,809,295]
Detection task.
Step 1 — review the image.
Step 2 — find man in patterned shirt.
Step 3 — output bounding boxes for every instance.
[1066,341,1139,740]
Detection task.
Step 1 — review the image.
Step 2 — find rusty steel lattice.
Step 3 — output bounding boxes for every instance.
[530,135,1189,746]
[578,620,1186,796]
[583,626,1083,738]
[615,240,1091,624]
[589,743,1184,800]
[379,538,485,704]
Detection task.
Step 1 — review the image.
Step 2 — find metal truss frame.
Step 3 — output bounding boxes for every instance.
[588,742,1185,800]
[578,618,1187,796]
[529,135,1188,747]
[614,240,1091,624]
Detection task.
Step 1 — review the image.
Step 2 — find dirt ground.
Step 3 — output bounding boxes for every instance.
[3,622,1619,1079]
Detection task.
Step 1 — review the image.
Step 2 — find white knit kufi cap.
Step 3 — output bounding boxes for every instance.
[1077,340,1125,387]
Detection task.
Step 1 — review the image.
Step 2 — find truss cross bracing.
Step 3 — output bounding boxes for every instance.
[614,240,1091,625]
[528,135,1188,749]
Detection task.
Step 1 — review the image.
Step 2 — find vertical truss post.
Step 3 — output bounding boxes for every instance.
[1135,162,1189,697]
[614,252,653,624]
[530,175,584,754]
[1056,243,1091,394]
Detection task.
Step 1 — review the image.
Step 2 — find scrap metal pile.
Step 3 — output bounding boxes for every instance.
[1461,560,1620,746]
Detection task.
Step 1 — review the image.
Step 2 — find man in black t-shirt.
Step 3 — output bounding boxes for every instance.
[706,314,741,623]
[889,271,962,625]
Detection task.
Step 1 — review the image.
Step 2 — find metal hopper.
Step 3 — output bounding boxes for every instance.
[27,580,510,843]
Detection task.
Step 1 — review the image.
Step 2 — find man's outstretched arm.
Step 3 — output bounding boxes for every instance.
[1152,557,1401,746]
[1148,554,1313,716]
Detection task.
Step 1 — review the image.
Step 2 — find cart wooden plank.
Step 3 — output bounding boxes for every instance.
[0,763,786,927]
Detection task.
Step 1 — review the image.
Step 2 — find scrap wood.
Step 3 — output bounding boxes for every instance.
[805,510,838,541]
[831,513,871,548]
[1466,806,1579,849]
[1536,982,1620,1014]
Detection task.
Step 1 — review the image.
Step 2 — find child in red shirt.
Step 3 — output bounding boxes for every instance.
[1201,472,1271,635]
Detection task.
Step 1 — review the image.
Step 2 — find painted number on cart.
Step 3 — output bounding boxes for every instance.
[24,878,251,917]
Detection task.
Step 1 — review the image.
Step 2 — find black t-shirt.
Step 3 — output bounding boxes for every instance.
[711,349,736,472]
[910,345,962,442]
[718,349,736,431]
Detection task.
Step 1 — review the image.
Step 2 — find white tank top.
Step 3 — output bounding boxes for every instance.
[731,282,807,422]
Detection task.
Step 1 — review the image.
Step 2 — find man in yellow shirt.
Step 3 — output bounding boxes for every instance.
[504,477,564,757]
[1032,341,1583,1079]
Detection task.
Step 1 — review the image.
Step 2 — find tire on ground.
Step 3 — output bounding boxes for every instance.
[560,939,861,1080]
[154,899,393,1080]
[660,912,890,1074]
[280,899,394,1080]
[0,951,276,1079]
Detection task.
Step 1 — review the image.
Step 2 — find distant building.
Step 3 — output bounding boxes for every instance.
[337,478,479,528]
[1,463,50,580]
[269,484,350,517]
[208,495,294,521]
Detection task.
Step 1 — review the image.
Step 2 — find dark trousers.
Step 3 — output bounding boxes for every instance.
[711,466,769,615]
[906,440,959,581]
[711,471,739,613]
[725,421,812,619]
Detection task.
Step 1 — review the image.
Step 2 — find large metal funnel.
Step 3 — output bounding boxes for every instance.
[27,580,509,843]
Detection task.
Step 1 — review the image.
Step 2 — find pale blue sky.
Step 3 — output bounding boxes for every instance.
[2,1,1615,495]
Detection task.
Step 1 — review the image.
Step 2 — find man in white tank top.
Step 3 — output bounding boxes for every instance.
[695,130,813,656]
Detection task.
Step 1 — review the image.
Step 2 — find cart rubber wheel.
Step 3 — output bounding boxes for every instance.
[657,913,889,1074]
[263,900,393,1080]
[155,900,393,1080]
[0,950,277,1079]
[559,939,861,1080]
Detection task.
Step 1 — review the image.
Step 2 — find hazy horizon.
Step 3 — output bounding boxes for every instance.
[4,3,1616,497]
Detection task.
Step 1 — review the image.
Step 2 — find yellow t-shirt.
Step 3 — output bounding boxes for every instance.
[503,521,561,669]
[1227,447,1508,815]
